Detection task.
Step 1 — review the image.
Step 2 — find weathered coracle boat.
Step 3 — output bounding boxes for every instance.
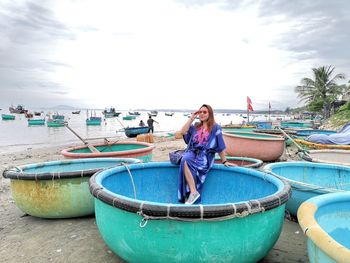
[1,114,15,120]
[295,129,336,137]
[223,131,285,161]
[299,149,350,166]
[89,162,291,263]
[61,141,155,162]
[294,138,350,150]
[264,161,350,216]
[298,192,350,263]
[124,126,150,138]
[280,121,313,128]
[2,158,140,218]
[214,156,263,168]
[27,118,45,126]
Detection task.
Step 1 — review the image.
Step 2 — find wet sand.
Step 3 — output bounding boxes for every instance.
[0,137,308,262]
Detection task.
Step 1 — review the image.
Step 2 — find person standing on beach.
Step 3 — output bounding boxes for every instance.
[147,116,158,133]
[178,104,236,205]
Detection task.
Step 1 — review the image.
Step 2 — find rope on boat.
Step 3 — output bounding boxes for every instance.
[137,202,265,227]
[122,163,137,200]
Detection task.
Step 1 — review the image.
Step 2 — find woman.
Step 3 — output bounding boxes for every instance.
[178,104,235,205]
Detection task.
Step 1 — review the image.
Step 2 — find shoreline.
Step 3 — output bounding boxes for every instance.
[0,136,308,262]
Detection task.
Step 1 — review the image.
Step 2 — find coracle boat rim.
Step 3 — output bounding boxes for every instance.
[89,162,291,221]
[61,141,155,158]
[214,156,263,168]
[264,161,350,193]
[2,158,141,180]
[223,131,285,141]
[297,192,350,261]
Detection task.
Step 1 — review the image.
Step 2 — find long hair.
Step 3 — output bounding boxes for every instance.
[195,104,216,132]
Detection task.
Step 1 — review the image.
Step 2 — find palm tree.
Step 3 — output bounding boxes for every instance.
[295,65,346,118]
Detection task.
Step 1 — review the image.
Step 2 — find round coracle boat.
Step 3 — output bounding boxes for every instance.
[61,141,155,162]
[214,155,263,168]
[264,161,350,216]
[89,162,291,263]
[299,149,350,166]
[223,131,285,161]
[2,158,140,218]
[298,192,350,263]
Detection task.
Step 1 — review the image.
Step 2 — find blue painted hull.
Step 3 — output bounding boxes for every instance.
[264,161,350,216]
[296,129,336,137]
[124,126,150,138]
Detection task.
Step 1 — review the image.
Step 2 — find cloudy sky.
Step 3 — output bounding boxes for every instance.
[0,0,349,111]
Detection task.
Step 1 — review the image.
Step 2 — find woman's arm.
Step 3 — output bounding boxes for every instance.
[218,151,237,166]
[180,112,198,135]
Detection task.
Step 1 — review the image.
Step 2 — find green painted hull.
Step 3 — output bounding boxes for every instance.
[95,199,285,263]
[11,178,93,218]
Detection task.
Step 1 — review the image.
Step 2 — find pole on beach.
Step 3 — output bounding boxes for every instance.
[115,117,126,129]
[277,127,313,160]
[64,123,100,153]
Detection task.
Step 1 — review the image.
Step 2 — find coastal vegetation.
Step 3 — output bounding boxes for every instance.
[295,65,348,119]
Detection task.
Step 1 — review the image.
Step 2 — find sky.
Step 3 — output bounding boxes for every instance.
[0,0,349,111]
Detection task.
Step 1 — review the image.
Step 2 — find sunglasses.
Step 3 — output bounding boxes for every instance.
[198,110,208,114]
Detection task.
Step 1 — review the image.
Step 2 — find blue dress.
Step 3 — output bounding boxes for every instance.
[178,123,226,203]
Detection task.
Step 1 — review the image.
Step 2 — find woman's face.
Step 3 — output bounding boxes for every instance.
[198,107,209,121]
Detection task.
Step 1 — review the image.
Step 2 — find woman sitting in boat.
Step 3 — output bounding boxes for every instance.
[178,104,236,205]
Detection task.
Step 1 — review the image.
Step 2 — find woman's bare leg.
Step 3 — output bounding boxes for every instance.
[184,161,197,193]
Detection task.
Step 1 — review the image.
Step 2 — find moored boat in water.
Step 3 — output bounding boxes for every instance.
[223,131,285,161]
[2,158,140,218]
[89,162,291,262]
[264,161,350,216]
[9,104,28,114]
[1,114,15,120]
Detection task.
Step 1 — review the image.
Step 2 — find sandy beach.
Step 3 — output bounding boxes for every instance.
[0,136,308,263]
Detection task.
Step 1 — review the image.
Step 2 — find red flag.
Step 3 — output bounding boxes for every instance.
[247,96,254,111]
[247,96,252,104]
[248,103,254,111]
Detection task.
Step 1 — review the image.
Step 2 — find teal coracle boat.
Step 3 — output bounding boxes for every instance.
[86,116,102,125]
[28,118,45,125]
[61,141,155,162]
[298,192,350,263]
[89,162,291,263]
[214,155,263,168]
[2,158,140,219]
[47,119,65,127]
[264,161,350,216]
[1,114,15,120]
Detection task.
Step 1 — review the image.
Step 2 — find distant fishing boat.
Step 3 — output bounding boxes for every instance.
[9,104,28,114]
[124,126,150,138]
[165,112,174,116]
[264,161,350,216]
[61,141,155,162]
[89,162,291,262]
[123,115,136,120]
[299,149,350,166]
[72,110,81,114]
[1,114,15,120]
[52,113,64,120]
[103,107,121,118]
[47,119,65,127]
[128,111,141,116]
[148,110,158,117]
[28,118,45,126]
[223,131,285,161]
[2,158,140,218]
[86,116,102,126]
[298,192,350,263]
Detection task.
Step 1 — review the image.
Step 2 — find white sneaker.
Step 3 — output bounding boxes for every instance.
[185,192,200,205]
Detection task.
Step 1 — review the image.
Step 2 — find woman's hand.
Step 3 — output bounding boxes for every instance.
[224,162,237,167]
[190,111,199,121]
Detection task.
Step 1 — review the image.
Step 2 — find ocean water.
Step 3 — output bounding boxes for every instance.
[0,109,287,154]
